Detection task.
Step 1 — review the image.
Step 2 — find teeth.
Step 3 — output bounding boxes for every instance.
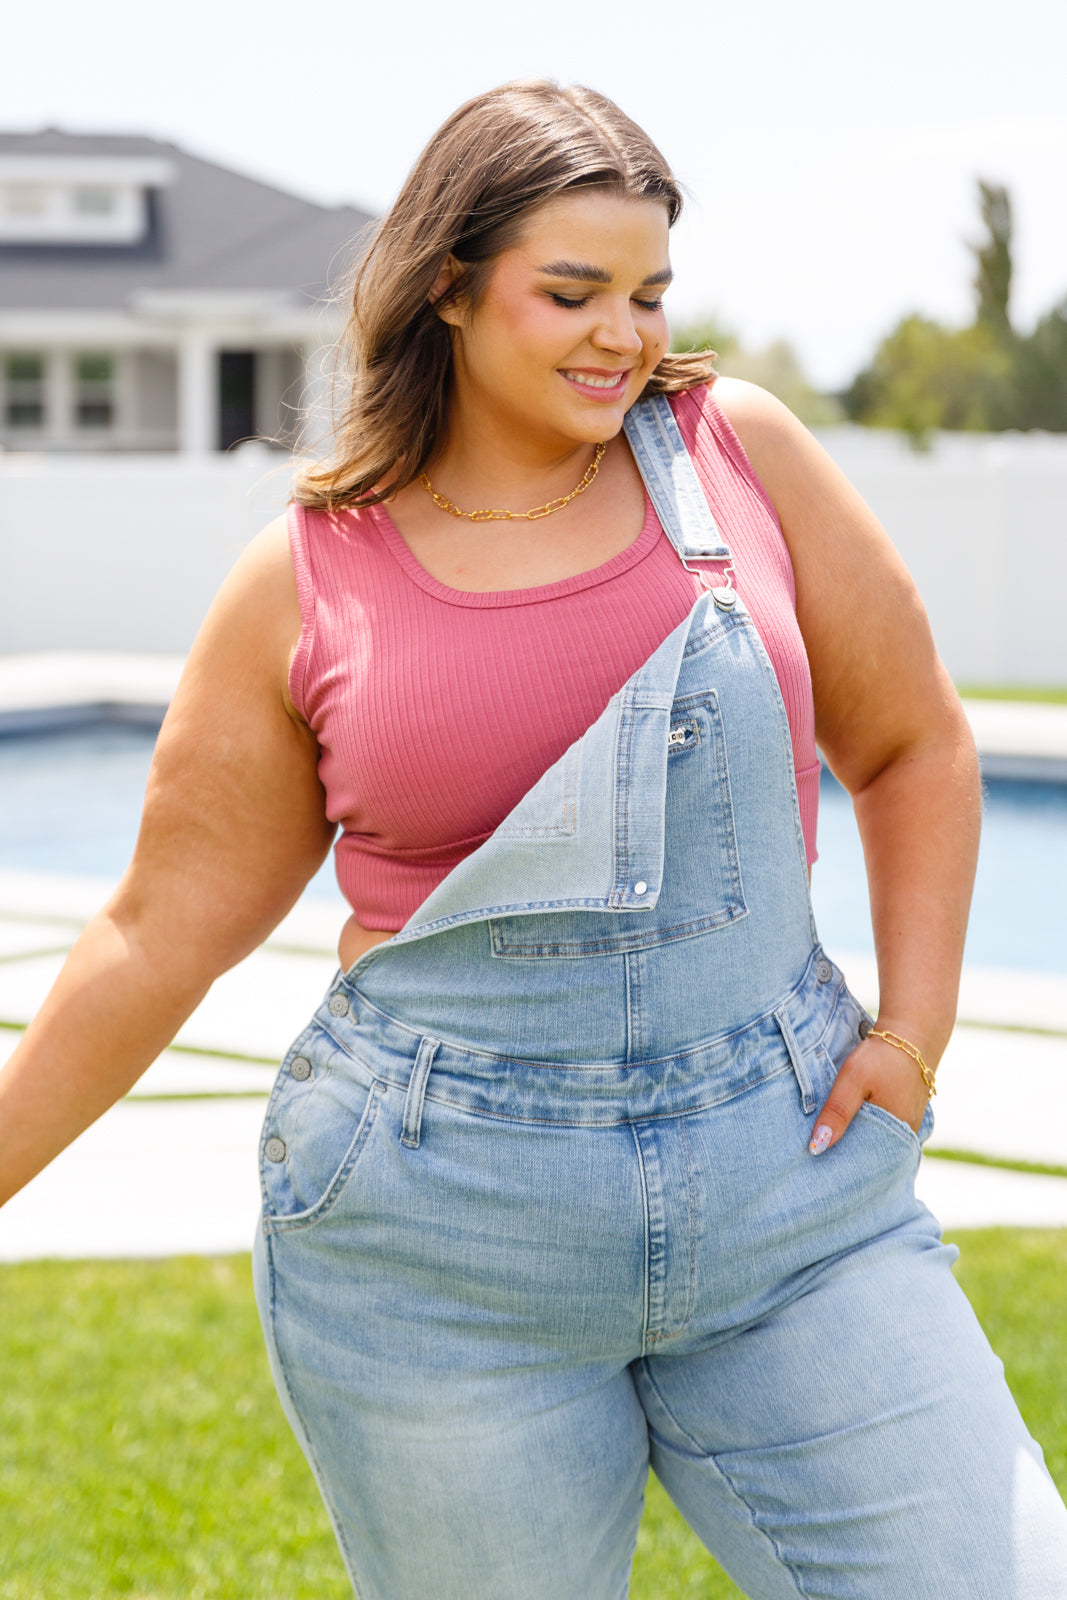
[562,371,626,389]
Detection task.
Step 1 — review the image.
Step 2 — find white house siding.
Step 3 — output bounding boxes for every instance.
[1,428,1065,682]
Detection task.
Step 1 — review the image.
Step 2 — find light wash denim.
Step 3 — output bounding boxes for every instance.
[254,397,1067,1597]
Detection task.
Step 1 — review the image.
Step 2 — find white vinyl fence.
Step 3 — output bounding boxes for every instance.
[2,428,1066,683]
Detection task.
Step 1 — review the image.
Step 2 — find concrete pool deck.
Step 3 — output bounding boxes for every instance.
[0,653,1065,1258]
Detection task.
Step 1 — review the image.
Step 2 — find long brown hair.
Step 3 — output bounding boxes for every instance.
[293,80,716,510]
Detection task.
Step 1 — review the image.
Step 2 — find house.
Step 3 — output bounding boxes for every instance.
[0,129,374,453]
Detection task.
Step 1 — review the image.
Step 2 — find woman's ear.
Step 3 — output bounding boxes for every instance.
[429,255,465,325]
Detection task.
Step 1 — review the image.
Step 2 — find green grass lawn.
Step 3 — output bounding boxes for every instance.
[1,1230,1064,1599]
[956,684,1067,704]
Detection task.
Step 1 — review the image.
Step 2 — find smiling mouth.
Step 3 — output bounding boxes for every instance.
[559,369,631,394]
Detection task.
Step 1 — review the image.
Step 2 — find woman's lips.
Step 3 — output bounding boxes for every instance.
[559,369,631,401]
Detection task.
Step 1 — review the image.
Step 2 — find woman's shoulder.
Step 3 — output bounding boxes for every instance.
[662,378,799,527]
[680,377,802,463]
[696,377,824,497]
[210,513,303,650]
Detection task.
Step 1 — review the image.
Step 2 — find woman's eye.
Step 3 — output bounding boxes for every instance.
[549,293,591,309]
[634,298,663,312]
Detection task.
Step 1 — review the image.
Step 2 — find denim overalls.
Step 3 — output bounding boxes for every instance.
[253,399,1067,1599]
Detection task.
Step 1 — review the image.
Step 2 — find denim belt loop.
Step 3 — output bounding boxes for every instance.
[774,1006,814,1114]
[401,1036,441,1149]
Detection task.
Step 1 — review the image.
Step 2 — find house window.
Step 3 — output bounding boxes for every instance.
[3,184,47,216]
[72,186,116,216]
[75,353,115,428]
[4,353,45,428]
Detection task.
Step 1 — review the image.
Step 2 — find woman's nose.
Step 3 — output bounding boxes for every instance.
[591,300,644,356]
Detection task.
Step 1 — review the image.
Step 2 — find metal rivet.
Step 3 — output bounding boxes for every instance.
[858,1017,872,1039]
[634,881,648,896]
[290,1056,312,1082]
[816,958,834,983]
[711,586,737,611]
[328,993,350,1017]
[264,1137,287,1163]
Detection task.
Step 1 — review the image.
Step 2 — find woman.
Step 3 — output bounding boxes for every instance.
[2,81,1065,1598]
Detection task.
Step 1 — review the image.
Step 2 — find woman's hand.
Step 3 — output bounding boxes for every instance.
[809,1029,933,1154]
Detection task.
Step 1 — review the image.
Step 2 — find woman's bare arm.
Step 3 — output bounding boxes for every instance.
[0,514,335,1206]
[714,378,981,1143]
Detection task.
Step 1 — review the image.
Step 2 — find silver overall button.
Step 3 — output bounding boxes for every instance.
[328,993,350,1017]
[264,1137,287,1163]
[289,1056,312,1082]
[815,958,834,983]
[711,586,736,611]
[633,881,649,896]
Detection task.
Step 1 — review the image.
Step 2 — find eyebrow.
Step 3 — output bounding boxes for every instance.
[536,259,674,288]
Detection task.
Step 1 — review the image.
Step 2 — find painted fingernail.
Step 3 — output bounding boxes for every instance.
[809,1124,833,1156]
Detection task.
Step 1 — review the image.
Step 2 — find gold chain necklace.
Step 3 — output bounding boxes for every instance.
[419,442,607,523]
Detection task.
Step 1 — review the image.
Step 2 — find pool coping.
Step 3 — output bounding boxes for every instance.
[0,652,180,735]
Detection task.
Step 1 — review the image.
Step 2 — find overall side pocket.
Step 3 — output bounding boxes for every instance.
[260,1024,384,1232]
[801,985,930,1153]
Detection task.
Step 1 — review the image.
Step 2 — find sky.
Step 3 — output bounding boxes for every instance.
[7,0,1067,389]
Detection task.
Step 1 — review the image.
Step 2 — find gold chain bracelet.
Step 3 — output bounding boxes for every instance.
[861,1023,937,1097]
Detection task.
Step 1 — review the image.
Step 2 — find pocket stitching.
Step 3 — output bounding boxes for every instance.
[856,1099,922,1151]
[264,1079,385,1234]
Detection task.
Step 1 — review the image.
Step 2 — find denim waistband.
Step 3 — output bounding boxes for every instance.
[310,945,858,1128]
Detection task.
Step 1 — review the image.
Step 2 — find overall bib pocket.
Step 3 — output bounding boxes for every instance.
[260,1024,384,1232]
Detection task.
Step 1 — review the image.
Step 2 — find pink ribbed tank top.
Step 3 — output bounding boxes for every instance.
[288,384,820,931]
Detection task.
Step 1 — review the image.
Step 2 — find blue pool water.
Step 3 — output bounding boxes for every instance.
[0,723,1064,973]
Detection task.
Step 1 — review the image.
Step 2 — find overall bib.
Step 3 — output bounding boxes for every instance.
[254,399,1067,1599]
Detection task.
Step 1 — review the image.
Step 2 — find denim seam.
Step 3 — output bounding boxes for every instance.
[611,686,637,906]
[629,1120,653,1355]
[329,940,831,1068]
[855,1098,923,1157]
[412,1062,794,1127]
[330,952,829,1073]
[640,1361,810,1598]
[728,596,816,932]
[681,612,746,656]
[653,1113,698,1342]
[623,948,638,1065]
[625,394,732,560]
[495,741,580,839]
[706,690,747,914]
[261,1233,370,1597]
[488,908,746,958]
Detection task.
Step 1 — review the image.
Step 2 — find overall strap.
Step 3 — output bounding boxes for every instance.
[623,393,733,569]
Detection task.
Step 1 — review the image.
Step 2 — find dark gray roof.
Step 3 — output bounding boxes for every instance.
[0,129,375,310]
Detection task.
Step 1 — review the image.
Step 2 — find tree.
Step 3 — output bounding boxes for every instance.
[844,178,1067,439]
[844,315,1013,446]
[669,317,737,362]
[670,319,842,427]
[971,180,1013,335]
[1013,299,1067,431]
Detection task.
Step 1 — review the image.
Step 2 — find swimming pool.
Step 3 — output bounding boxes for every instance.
[0,722,1064,973]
